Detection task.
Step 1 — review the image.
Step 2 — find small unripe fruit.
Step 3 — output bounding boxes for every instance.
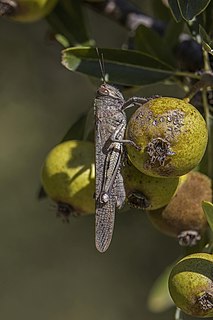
[169,253,213,317]
[122,161,180,210]
[126,97,208,178]
[0,0,58,22]
[148,171,212,246]
[41,140,95,219]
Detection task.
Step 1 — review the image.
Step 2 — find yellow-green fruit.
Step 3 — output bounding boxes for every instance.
[148,171,212,246]
[169,253,213,317]
[126,97,208,178]
[122,161,180,210]
[0,0,58,22]
[41,140,95,218]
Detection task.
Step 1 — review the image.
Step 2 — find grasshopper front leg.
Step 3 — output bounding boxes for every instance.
[122,95,160,110]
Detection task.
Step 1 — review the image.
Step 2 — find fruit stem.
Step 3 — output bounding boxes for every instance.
[183,72,213,102]
[203,49,212,72]
[174,71,201,80]
[175,307,183,320]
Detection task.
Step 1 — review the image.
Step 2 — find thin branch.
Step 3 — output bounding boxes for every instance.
[183,71,213,102]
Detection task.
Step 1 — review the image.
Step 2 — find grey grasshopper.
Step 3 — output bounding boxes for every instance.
[94,51,151,253]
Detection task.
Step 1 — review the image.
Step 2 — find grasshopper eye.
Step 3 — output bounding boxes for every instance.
[98,86,109,96]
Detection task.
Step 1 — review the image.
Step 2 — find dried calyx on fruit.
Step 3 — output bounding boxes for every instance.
[41,140,95,221]
[148,171,212,246]
[126,97,208,178]
[0,0,57,22]
[121,160,180,211]
[169,253,213,318]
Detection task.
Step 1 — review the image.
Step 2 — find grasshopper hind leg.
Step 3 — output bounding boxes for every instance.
[115,171,126,209]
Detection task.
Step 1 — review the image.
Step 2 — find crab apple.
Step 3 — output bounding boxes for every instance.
[121,160,180,211]
[148,171,212,246]
[169,252,213,317]
[41,140,95,219]
[126,97,208,178]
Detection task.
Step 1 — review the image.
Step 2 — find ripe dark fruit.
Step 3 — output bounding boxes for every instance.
[148,172,212,246]
[169,253,213,317]
[41,140,95,218]
[126,97,208,178]
[0,0,58,22]
[121,161,180,211]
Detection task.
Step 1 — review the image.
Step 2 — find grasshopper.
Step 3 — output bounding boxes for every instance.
[94,51,151,253]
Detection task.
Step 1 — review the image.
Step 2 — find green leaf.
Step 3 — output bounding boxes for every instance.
[147,264,174,312]
[168,0,211,22]
[163,19,184,48]
[46,0,91,46]
[59,111,94,142]
[168,0,182,22]
[151,0,172,22]
[37,186,47,200]
[178,0,211,21]
[202,201,213,232]
[62,47,175,86]
[61,115,86,141]
[199,25,213,54]
[203,0,213,33]
[55,34,70,48]
[134,25,175,67]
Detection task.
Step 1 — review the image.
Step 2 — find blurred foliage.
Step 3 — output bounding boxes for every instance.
[202,201,213,232]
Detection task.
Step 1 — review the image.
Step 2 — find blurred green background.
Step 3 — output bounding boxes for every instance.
[0,6,184,320]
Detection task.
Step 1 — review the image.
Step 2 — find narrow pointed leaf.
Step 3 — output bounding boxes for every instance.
[178,0,211,21]
[168,0,182,22]
[202,201,213,232]
[199,25,213,54]
[62,113,87,142]
[203,1,213,33]
[151,0,172,22]
[62,47,175,86]
[46,0,90,46]
[134,25,175,67]
[164,19,184,48]
[37,186,47,200]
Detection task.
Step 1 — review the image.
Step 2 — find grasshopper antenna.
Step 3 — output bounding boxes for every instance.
[96,47,106,84]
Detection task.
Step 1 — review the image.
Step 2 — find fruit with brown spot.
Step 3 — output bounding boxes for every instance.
[169,252,213,317]
[122,161,181,211]
[148,171,212,246]
[126,97,208,178]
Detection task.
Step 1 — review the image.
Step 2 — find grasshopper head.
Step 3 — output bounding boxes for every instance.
[97,83,124,101]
